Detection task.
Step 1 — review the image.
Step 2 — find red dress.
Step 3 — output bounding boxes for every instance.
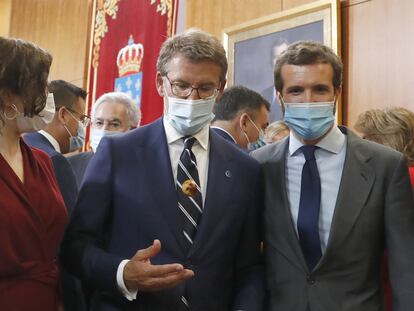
[0,140,67,311]
[409,166,414,188]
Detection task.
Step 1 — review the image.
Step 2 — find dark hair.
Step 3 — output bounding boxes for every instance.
[213,85,270,121]
[274,41,343,93]
[157,28,228,82]
[0,36,52,127]
[48,80,87,111]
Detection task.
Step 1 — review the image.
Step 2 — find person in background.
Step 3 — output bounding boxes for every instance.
[211,85,269,150]
[355,106,414,311]
[263,120,290,143]
[0,36,67,311]
[23,79,88,311]
[61,29,264,311]
[24,80,88,213]
[68,92,141,186]
[355,107,414,187]
[251,40,414,311]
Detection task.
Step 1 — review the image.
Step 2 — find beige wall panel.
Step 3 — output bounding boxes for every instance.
[187,0,282,39]
[9,0,92,88]
[0,0,12,36]
[281,0,316,10]
[343,0,414,127]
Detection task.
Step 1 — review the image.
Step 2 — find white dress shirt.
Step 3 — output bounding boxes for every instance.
[286,126,347,253]
[117,118,211,300]
[38,130,61,152]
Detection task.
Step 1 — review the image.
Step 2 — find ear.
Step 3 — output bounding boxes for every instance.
[238,112,249,131]
[155,72,165,97]
[57,106,68,124]
[277,91,286,115]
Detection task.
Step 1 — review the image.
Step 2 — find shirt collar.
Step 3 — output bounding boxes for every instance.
[38,130,61,153]
[289,125,346,156]
[210,126,237,144]
[163,117,209,151]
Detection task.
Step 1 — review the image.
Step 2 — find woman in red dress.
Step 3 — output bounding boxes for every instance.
[0,37,67,310]
[355,107,414,311]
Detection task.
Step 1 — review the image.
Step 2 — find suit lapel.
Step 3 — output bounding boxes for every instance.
[264,139,308,273]
[144,119,188,253]
[319,128,375,266]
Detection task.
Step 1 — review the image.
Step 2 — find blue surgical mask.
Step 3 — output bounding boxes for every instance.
[165,95,215,136]
[283,100,335,140]
[64,120,86,152]
[242,115,267,151]
[90,128,121,152]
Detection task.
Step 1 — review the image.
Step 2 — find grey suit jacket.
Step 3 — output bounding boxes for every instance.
[251,126,414,311]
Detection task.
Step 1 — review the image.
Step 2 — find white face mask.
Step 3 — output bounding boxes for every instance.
[90,127,121,152]
[7,92,56,134]
[164,95,216,136]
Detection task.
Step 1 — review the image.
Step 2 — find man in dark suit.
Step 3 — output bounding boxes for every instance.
[24,79,88,311]
[211,85,269,150]
[61,29,264,311]
[24,80,88,213]
[68,92,141,186]
[251,41,414,311]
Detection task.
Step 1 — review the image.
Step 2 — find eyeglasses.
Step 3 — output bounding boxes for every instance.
[164,75,220,99]
[66,108,90,127]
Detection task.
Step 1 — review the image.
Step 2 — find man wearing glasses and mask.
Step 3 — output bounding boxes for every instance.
[61,29,264,311]
[67,91,141,186]
[251,41,414,311]
[24,79,88,311]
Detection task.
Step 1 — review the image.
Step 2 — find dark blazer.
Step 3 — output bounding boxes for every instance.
[251,126,414,311]
[211,126,236,144]
[23,132,78,214]
[67,151,94,187]
[61,118,264,311]
[23,131,86,311]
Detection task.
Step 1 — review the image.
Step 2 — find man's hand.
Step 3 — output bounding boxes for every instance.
[123,240,194,291]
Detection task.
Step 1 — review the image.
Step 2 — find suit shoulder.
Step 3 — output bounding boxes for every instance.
[349,131,404,162]
[251,139,287,164]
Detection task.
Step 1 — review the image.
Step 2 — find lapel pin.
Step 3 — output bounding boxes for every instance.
[225,170,232,178]
[182,179,197,197]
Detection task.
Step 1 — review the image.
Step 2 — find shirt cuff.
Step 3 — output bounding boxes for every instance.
[116,259,138,301]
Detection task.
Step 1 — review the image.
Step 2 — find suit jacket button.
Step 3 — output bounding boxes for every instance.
[307,275,316,285]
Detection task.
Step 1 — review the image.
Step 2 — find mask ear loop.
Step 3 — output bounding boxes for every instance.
[4,104,20,120]
[239,113,251,145]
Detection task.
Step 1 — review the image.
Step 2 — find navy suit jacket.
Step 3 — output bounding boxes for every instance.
[24,132,78,214]
[211,126,236,144]
[67,151,94,188]
[61,118,264,311]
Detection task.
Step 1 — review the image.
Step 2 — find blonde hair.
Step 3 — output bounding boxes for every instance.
[355,107,414,164]
[264,120,290,143]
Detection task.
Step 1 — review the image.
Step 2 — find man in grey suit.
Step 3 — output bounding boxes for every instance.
[251,41,414,311]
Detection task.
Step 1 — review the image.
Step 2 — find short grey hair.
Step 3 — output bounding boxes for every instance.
[156,28,228,82]
[92,92,141,127]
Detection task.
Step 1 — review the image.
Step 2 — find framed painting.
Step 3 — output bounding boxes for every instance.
[223,0,341,123]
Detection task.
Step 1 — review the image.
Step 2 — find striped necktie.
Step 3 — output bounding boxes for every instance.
[176,136,203,246]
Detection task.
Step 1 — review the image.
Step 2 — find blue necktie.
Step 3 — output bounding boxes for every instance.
[297,145,322,271]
